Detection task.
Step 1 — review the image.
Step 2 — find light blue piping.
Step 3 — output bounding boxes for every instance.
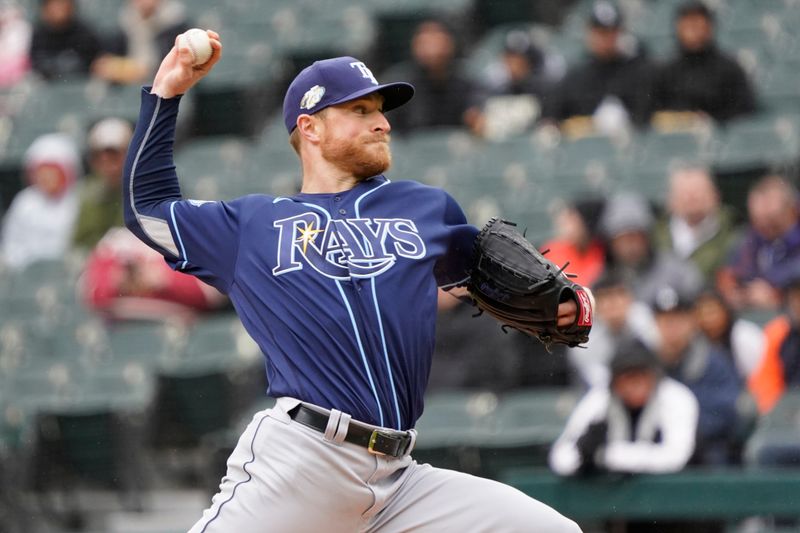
[169,201,189,270]
[355,179,401,429]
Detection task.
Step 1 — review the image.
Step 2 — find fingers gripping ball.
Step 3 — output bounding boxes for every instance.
[180,28,213,66]
[466,218,593,349]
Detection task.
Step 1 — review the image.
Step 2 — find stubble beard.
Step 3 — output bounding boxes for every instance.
[321,134,392,181]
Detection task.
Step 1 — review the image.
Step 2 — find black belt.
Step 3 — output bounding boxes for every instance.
[288,404,413,457]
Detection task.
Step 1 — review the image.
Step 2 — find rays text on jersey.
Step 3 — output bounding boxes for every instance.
[273,212,426,279]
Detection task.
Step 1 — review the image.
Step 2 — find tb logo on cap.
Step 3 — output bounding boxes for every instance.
[349,61,378,85]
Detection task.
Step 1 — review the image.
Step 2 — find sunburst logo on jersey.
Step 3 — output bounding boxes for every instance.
[300,85,326,110]
[295,221,324,254]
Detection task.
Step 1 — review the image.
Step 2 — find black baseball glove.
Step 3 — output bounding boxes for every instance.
[465,218,593,349]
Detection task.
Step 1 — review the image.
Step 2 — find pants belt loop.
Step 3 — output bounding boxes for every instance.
[323,409,342,442]
[406,428,418,455]
[333,412,351,445]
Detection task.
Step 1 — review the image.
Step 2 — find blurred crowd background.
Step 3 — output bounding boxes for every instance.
[2,0,800,531]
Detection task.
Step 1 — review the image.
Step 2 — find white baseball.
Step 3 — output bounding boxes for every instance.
[181,28,213,66]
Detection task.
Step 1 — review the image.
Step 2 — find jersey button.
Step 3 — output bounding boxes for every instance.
[338,208,347,215]
[334,196,341,202]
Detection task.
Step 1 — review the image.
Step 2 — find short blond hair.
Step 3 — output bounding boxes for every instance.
[288,128,301,155]
[287,108,328,156]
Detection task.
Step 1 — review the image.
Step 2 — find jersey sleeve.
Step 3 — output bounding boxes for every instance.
[434,191,479,289]
[123,87,246,293]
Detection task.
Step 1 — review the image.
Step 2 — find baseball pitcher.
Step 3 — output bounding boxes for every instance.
[124,29,590,533]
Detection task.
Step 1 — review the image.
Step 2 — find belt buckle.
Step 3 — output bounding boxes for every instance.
[368,429,393,456]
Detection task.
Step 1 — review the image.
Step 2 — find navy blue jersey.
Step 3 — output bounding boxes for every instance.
[124,89,478,430]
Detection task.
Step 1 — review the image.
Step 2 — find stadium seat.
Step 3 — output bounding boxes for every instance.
[553,134,629,196]
[413,390,499,472]
[745,390,800,467]
[759,67,800,113]
[477,388,578,478]
[713,113,800,174]
[150,314,263,448]
[77,0,126,33]
[106,321,174,365]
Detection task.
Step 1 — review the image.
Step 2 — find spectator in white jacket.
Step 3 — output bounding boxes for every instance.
[550,337,699,476]
[0,133,81,270]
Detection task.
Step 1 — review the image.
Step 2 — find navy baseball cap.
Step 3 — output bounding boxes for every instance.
[282,56,415,133]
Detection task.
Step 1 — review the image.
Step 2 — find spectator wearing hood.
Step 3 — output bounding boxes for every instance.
[1,133,81,269]
[471,29,555,139]
[545,1,654,131]
[381,17,480,133]
[600,191,703,306]
[651,1,756,122]
[29,0,103,80]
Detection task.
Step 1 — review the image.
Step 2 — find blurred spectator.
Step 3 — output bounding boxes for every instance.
[651,283,745,465]
[600,192,703,306]
[718,175,800,311]
[653,165,739,281]
[428,288,522,392]
[550,337,698,476]
[695,289,764,381]
[81,227,226,322]
[651,1,756,123]
[471,29,555,139]
[0,1,31,87]
[0,133,80,270]
[749,275,800,414]
[545,1,653,133]
[567,270,658,389]
[29,0,103,80]
[381,18,480,133]
[540,198,606,287]
[93,0,190,85]
[72,117,133,250]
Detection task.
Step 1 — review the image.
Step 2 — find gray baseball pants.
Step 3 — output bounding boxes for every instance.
[188,398,581,533]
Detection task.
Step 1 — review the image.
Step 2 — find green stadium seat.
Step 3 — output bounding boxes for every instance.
[30,369,152,500]
[415,391,499,447]
[477,388,578,477]
[713,113,800,174]
[553,134,629,196]
[247,143,303,197]
[413,390,499,473]
[624,128,716,198]
[175,136,259,199]
[389,128,476,188]
[86,83,144,125]
[150,313,263,448]
[77,0,126,33]
[759,68,800,113]
[745,390,800,467]
[106,321,174,364]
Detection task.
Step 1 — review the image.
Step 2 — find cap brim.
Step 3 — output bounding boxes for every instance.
[327,81,415,112]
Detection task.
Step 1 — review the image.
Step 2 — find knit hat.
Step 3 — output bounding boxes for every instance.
[599,192,654,238]
[610,337,660,378]
[88,118,133,152]
[23,133,81,189]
